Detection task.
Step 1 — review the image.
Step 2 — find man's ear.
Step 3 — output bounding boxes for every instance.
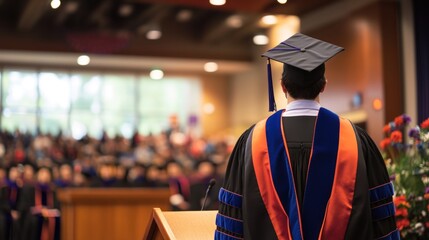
[320,78,328,93]
[281,80,287,93]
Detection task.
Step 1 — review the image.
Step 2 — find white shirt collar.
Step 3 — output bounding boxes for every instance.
[282,100,321,117]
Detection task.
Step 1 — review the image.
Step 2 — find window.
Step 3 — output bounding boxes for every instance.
[0,69,202,138]
[1,69,38,133]
[39,71,70,135]
[138,77,201,135]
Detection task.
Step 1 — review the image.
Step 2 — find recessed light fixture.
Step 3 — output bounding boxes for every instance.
[51,0,61,9]
[150,69,164,80]
[177,9,192,22]
[253,34,269,45]
[118,4,133,17]
[65,1,78,13]
[210,0,226,6]
[277,0,287,4]
[146,29,162,40]
[204,62,218,72]
[261,15,278,26]
[226,15,243,28]
[77,55,90,66]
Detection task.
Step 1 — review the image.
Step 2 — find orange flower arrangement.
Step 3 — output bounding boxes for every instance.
[397,218,411,230]
[395,208,409,218]
[390,130,403,143]
[382,114,429,239]
[421,118,429,129]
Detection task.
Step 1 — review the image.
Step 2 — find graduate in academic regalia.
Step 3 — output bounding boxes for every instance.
[19,167,60,240]
[0,165,22,240]
[166,161,191,210]
[54,164,73,188]
[215,33,398,240]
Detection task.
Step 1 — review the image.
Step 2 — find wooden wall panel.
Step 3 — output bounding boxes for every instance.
[305,0,402,143]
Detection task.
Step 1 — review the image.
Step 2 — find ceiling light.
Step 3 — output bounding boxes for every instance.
[150,69,164,80]
[65,2,78,13]
[77,55,90,66]
[261,15,278,25]
[226,15,243,28]
[277,0,287,4]
[119,4,133,17]
[177,9,192,22]
[253,34,269,45]
[210,0,226,6]
[146,29,162,40]
[51,0,61,9]
[204,62,218,72]
[203,103,215,114]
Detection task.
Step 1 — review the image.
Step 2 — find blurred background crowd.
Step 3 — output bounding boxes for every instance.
[0,119,232,239]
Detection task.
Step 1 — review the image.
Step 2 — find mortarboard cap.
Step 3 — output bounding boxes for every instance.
[261,33,344,111]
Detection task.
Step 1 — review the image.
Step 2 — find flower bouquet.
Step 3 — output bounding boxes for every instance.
[380,115,429,239]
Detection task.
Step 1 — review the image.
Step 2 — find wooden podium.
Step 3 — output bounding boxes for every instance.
[144,208,217,240]
[58,188,171,240]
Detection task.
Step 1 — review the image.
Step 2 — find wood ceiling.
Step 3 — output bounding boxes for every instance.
[0,0,340,62]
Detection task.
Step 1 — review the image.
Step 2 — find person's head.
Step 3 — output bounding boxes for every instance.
[281,63,327,100]
[23,164,35,182]
[7,165,19,181]
[115,164,127,181]
[146,165,160,181]
[165,161,184,178]
[37,167,52,184]
[196,161,216,178]
[262,33,343,106]
[59,164,73,181]
[99,163,116,180]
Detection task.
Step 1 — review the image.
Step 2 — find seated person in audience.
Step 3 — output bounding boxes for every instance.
[19,167,61,240]
[90,159,121,188]
[72,172,89,188]
[189,160,219,210]
[128,164,147,187]
[54,164,73,188]
[166,161,191,210]
[114,163,129,187]
[145,164,161,188]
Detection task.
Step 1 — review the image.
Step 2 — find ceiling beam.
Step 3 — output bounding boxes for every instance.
[201,14,230,43]
[127,4,168,30]
[18,0,50,31]
[89,0,114,28]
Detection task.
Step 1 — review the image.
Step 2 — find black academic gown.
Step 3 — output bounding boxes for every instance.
[216,110,397,240]
[18,184,61,240]
[0,181,21,240]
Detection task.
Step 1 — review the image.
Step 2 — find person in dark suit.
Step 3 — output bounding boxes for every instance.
[18,167,60,240]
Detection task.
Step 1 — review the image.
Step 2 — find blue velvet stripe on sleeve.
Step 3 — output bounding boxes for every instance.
[218,188,242,209]
[377,229,401,240]
[370,182,394,203]
[372,202,395,221]
[215,230,244,240]
[215,213,243,235]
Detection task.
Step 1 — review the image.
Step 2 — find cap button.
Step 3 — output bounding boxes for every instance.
[300,48,306,52]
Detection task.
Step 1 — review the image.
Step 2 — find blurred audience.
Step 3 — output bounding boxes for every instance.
[0,121,232,207]
[0,121,233,239]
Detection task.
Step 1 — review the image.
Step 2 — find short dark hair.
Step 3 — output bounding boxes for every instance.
[281,76,326,100]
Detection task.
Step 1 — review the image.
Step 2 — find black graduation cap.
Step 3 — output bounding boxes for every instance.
[261,33,344,111]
